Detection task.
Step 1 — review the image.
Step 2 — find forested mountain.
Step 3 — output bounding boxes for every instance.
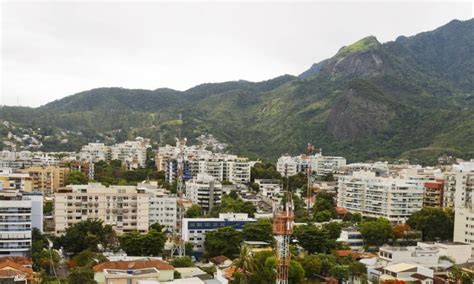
[1,19,473,164]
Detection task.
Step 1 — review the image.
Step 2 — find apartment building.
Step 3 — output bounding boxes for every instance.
[20,165,69,193]
[337,227,364,251]
[185,173,222,212]
[182,213,256,257]
[450,161,474,248]
[337,171,423,223]
[111,141,147,169]
[79,143,111,162]
[137,182,177,233]
[54,183,149,235]
[0,168,32,192]
[254,179,282,197]
[276,152,346,177]
[423,180,444,207]
[0,189,43,257]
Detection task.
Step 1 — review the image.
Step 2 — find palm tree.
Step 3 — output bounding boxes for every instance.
[232,245,255,283]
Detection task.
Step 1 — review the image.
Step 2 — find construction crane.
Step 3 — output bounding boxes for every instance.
[171,114,186,257]
[273,164,294,284]
[306,143,315,215]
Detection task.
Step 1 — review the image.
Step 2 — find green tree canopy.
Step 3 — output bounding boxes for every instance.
[185,204,203,218]
[407,207,454,241]
[359,218,393,247]
[170,256,194,267]
[119,229,166,256]
[242,218,274,243]
[68,266,97,284]
[204,226,243,259]
[293,224,336,254]
[65,170,88,185]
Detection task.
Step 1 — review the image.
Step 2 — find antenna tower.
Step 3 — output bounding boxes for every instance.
[273,164,294,284]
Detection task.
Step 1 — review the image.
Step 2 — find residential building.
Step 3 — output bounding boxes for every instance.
[111,140,147,169]
[276,151,346,177]
[336,171,423,223]
[254,179,282,198]
[0,189,43,257]
[423,180,444,207]
[20,165,69,193]
[450,161,474,249]
[0,168,32,192]
[92,259,175,283]
[337,228,364,251]
[137,182,177,233]
[186,174,222,212]
[54,183,149,235]
[378,246,450,270]
[0,257,34,283]
[276,155,299,177]
[369,263,434,284]
[417,241,472,264]
[79,143,111,162]
[182,213,256,257]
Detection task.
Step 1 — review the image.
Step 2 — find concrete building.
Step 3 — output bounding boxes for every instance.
[417,241,472,264]
[276,152,346,177]
[337,228,364,251]
[20,165,69,193]
[369,263,434,284]
[423,180,444,207]
[0,168,32,192]
[182,213,256,257]
[79,143,111,162]
[0,189,43,257]
[337,171,423,223]
[254,179,282,198]
[450,161,474,249]
[92,259,175,283]
[54,183,149,235]
[185,174,222,213]
[111,141,147,169]
[137,182,177,233]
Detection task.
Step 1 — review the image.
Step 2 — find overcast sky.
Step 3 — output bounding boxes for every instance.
[1,1,472,107]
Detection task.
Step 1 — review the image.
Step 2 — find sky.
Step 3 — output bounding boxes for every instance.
[1,1,472,107]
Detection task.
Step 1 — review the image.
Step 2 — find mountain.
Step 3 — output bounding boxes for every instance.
[1,19,473,165]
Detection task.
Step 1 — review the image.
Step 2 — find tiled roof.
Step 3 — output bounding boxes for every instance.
[209,255,230,265]
[0,260,34,275]
[93,260,174,272]
[0,256,32,266]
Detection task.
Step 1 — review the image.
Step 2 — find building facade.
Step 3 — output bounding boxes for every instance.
[185,173,222,212]
[20,165,69,193]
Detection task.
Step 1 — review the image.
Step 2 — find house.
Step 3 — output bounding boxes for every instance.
[0,258,35,283]
[369,263,434,284]
[209,256,232,268]
[92,259,175,283]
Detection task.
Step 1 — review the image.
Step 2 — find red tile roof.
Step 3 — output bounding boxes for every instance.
[0,257,32,266]
[0,260,34,280]
[93,260,174,272]
[210,255,230,265]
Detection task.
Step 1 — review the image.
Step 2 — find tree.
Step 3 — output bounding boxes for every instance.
[407,208,454,241]
[288,260,305,284]
[119,229,166,256]
[242,219,274,243]
[293,224,336,254]
[204,227,243,259]
[149,222,164,232]
[68,266,97,284]
[232,245,255,282]
[314,210,332,222]
[359,218,393,247]
[343,212,362,223]
[55,219,116,255]
[185,204,203,218]
[250,162,281,182]
[170,256,194,267]
[297,254,321,279]
[73,250,107,268]
[43,201,53,215]
[65,170,88,185]
[322,222,343,240]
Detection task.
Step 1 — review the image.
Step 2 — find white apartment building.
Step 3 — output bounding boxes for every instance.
[185,174,222,212]
[137,182,177,233]
[111,141,147,169]
[182,213,256,257]
[450,161,474,249]
[254,179,282,197]
[80,143,111,162]
[54,183,149,235]
[0,189,43,257]
[337,227,364,251]
[276,152,346,177]
[337,171,423,223]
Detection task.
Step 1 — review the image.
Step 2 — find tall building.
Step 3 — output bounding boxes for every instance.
[111,141,147,169]
[137,182,177,233]
[0,168,32,192]
[423,180,444,207]
[20,165,69,193]
[79,143,111,162]
[0,189,43,257]
[54,183,149,235]
[182,213,256,257]
[185,173,222,213]
[276,151,346,177]
[337,171,423,223]
[450,161,474,248]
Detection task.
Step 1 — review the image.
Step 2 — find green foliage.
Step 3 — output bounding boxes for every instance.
[342,212,362,223]
[293,224,337,254]
[297,254,322,279]
[204,226,243,259]
[251,163,282,181]
[185,204,203,218]
[359,218,393,247]
[322,222,343,240]
[289,260,305,284]
[43,201,54,215]
[407,207,454,241]
[65,170,88,185]
[335,36,381,58]
[119,229,166,256]
[93,160,160,186]
[170,256,194,267]
[68,266,97,284]
[54,219,117,256]
[73,250,107,268]
[211,194,256,217]
[242,218,274,243]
